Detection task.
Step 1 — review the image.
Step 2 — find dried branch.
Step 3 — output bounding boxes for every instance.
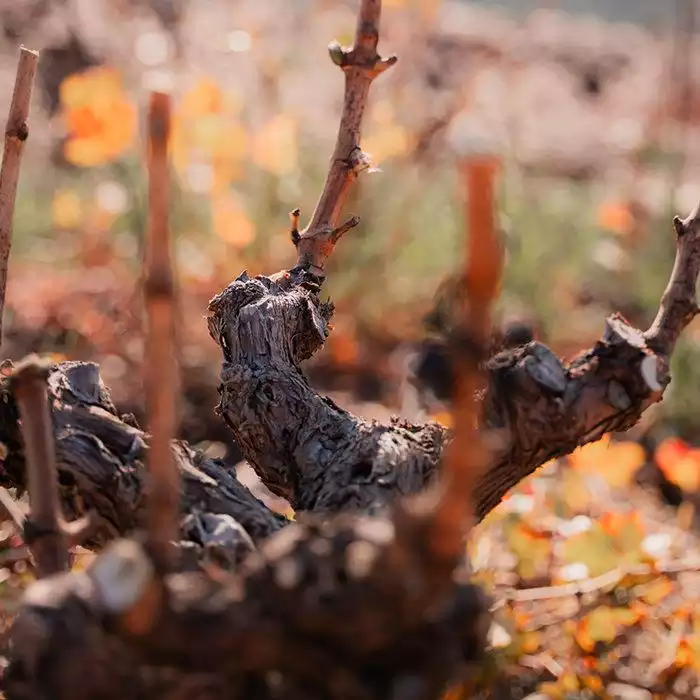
[645,201,700,355]
[295,0,397,275]
[0,361,285,562]
[8,355,91,578]
[143,92,180,570]
[417,153,503,568]
[0,46,38,346]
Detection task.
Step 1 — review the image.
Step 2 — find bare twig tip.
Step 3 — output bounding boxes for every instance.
[673,215,684,236]
[328,40,347,67]
[0,45,39,346]
[375,54,398,74]
[331,215,361,243]
[290,209,301,246]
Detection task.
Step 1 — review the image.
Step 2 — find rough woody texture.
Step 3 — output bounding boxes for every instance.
[0,47,38,344]
[4,0,700,696]
[0,361,286,564]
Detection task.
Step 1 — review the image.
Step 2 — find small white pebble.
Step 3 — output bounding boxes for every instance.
[95,181,129,215]
[135,31,170,66]
[502,494,534,514]
[228,30,252,53]
[557,515,593,537]
[558,562,590,582]
[487,622,512,649]
[641,532,672,559]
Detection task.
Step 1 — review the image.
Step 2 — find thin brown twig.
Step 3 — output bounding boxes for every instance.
[645,199,700,355]
[422,154,503,567]
[295,0,397,275]
[144,91,180,570]
[0,46,38,347]
[8,355,91,577]
[9,356,67,577]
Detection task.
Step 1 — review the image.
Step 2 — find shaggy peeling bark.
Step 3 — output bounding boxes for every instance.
[4,0,700,697]
[208,272,446,515]
[0,229,697,556]
[0,361,285,563]
[207,266,687,525]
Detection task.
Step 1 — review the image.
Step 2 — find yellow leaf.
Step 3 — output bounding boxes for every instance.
[520,630,540,654]
[51,189,82,229]
[558,468,591,512]
[252,114,298,176]
[560,671,579,693]
[505,521,551,580]
[563,524,619,578]
[577,607,617,651]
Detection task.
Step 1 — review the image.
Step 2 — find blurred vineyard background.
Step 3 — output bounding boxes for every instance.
[4,0,700,697]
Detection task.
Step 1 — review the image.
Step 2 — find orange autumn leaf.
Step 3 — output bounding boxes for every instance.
[597,199,634,236]
[60,67,136,167]
[656,436,691,470]
[581,673,603,693]
[655,437,700,492]
[568,435,645,488]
